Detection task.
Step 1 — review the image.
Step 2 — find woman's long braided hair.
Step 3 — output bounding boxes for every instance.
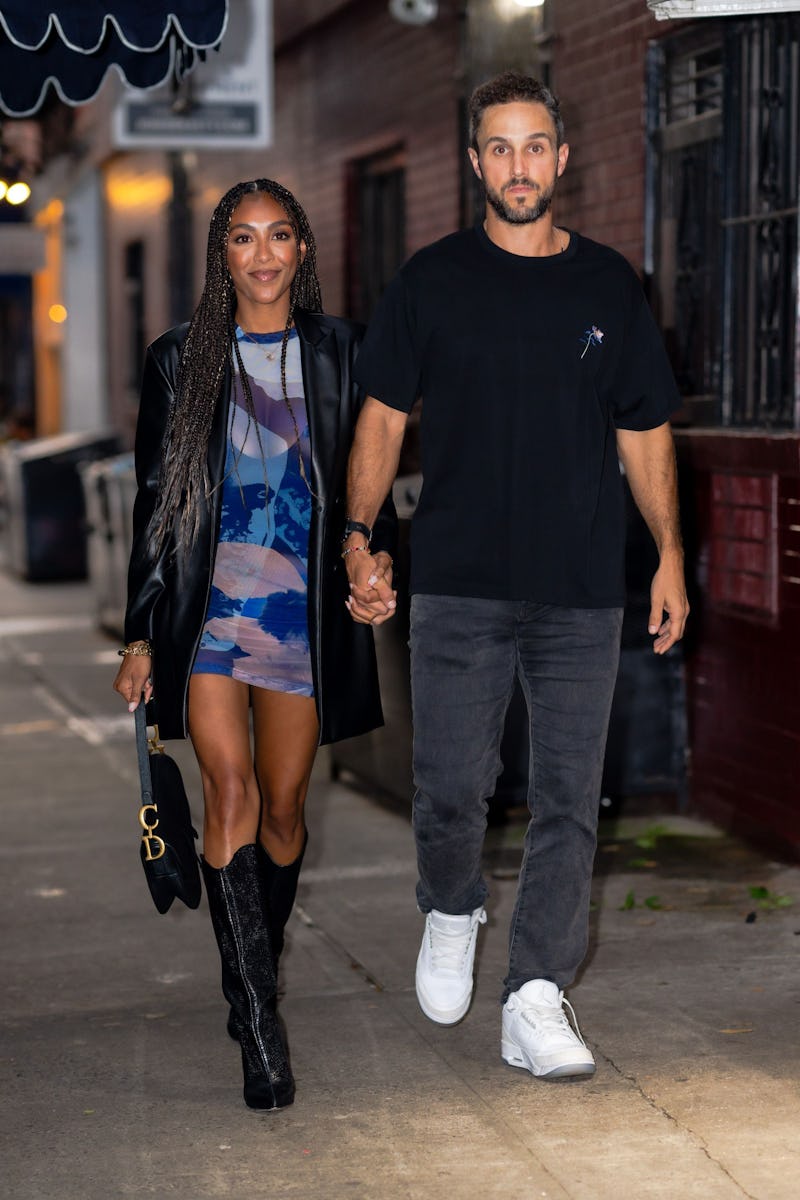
[146,178,323,556]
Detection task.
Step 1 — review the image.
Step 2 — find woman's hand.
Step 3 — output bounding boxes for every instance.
[345,549,397,626]
[113,646,153,713]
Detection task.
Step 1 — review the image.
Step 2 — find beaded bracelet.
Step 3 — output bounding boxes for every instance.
[118,641,153,657]
[341,544,371,559]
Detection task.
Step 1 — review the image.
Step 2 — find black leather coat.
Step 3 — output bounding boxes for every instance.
[124,309,396,744]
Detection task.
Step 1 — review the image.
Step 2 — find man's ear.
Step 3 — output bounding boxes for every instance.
[467,147,482,181]
[557,142,569,179]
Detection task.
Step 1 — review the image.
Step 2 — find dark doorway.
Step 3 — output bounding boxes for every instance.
[345,145,406,322]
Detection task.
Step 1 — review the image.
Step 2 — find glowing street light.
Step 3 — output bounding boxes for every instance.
[5,181,31,205]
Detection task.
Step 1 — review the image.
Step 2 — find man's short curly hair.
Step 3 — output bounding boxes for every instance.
[468,71,564,150]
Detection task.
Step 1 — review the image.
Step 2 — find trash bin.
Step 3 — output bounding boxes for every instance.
[80,452,136,637]
[0,430,121,581]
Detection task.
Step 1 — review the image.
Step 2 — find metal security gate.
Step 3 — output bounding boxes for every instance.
[722,16,800,428]
[648,14,800,430]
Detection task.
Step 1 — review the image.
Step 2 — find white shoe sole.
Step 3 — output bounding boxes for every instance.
[501,1036,596,1079]
[416,976,473,1025]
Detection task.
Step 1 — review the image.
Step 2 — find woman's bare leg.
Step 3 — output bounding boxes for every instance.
[188,673,260,868]
[252,689,319,865]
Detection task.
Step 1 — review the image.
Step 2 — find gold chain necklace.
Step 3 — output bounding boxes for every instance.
[239,327,283,363]
[234,324,317,500]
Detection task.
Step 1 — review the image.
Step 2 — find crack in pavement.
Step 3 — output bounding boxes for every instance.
[598,1047,759,1200]
[293,902,386,994]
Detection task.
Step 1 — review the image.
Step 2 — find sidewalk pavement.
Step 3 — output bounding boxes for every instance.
[1,564,799,1200]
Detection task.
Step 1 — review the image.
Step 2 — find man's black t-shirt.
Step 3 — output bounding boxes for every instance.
[354,224,681,607]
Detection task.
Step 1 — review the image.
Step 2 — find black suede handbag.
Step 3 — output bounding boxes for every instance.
[135,703,202,914]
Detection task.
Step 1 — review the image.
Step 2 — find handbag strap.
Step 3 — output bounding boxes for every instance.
[135,701,168,860]
[134,701,154,806]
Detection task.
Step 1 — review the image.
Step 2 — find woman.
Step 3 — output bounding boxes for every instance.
[113,179,396,1111]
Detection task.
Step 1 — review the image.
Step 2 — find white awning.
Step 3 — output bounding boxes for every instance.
[649,1,800,17]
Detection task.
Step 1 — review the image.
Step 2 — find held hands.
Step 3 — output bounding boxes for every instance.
[649,550,689,655]
[344,547,397,626]
[113,643,153,712]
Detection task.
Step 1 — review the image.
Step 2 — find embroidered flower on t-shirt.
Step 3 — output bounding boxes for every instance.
[580,325,604,359]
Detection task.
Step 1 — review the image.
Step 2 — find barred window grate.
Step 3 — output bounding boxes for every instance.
[648,15,800,430]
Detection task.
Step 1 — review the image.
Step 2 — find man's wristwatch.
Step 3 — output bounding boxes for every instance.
[342,518,372,543]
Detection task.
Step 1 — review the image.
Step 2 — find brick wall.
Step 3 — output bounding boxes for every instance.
[552,0,665,273]
[552,6,800,855]
[676,432,800,856]
[189,0,462,316]
[103,0,462,426]
[96,2,800,853]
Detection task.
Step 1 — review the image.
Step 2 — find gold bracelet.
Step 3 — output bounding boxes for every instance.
[341,544,370,559]
[118,641,153,657]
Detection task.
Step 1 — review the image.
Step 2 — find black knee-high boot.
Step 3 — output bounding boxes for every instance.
[226,832,308,1043]
[202,845,295,1110]
[258,830,308,962]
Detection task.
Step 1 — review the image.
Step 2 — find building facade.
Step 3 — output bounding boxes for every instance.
[26,0,800,854]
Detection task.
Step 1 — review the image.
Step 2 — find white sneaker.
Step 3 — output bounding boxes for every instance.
[501,979,596,1079]
[415,907,487,1025]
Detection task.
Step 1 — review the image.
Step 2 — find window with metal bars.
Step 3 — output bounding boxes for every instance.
[647,15,800,429]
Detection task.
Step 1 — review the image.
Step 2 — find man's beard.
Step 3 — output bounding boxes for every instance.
[485,176,556,224]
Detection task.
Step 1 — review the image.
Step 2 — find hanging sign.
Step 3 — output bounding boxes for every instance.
[113,0,271,149]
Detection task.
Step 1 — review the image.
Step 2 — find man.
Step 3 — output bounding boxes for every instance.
[342,72,688,1080]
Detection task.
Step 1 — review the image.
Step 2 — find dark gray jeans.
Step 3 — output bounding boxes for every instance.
[409,595,624,1001]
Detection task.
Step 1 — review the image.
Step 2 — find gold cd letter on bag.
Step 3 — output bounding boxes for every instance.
[139,802,166,860]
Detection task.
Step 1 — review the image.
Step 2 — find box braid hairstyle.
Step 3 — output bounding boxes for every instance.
[147,178,323,557]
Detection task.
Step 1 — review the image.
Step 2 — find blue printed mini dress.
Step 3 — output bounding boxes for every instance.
[192,328,313,696]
